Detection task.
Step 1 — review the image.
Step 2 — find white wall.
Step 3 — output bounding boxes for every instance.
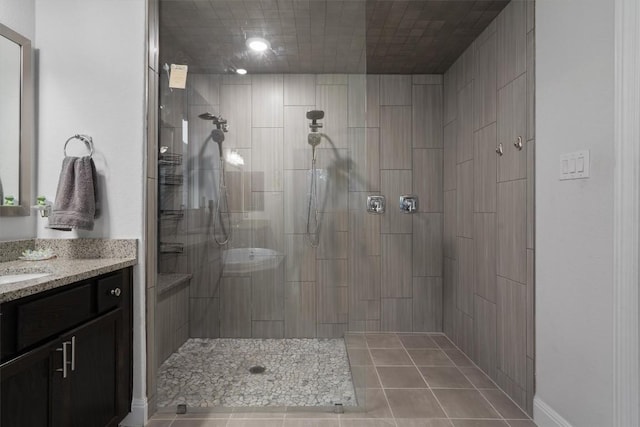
[536,0,615,425]
[0,0,37,240]
[34,0,148,423]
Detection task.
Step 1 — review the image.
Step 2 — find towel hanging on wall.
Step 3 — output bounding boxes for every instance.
[48,135,97,231]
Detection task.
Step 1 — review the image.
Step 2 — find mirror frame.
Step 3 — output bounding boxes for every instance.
[0,23,32,217]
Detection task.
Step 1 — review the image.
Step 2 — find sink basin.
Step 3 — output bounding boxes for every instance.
[0,273,51,285]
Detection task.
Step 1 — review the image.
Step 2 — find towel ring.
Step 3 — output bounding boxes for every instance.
[64,134,94,157]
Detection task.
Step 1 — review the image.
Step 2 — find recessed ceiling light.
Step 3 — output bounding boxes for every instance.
[236,68,247,75]
[246,37,270,52]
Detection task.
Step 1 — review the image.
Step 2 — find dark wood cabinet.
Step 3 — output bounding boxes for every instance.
[0,267,132,427]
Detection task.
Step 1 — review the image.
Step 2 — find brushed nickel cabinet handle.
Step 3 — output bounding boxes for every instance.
[110,288,121,297]
[56,341,71,378]
[70,336,76,372]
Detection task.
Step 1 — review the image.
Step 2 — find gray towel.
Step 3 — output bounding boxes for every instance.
[48,156,97,231]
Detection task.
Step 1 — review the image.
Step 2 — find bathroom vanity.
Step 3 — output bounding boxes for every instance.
[0,240,136,427]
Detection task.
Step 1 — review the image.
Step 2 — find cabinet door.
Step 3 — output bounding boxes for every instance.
[0,341,61,427]
[58,309,123,427]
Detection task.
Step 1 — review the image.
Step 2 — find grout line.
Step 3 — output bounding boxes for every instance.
[367,335,399,427]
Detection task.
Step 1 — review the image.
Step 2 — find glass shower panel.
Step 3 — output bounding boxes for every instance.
[156,0,369,412]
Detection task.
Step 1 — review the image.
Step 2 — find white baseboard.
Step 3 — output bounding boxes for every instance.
[119,398,149,427]
[534,396,573,427]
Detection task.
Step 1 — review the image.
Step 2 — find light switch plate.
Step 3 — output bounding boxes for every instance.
[560,150,590,180]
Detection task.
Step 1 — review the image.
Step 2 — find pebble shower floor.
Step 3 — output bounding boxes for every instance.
[157,338,356,408]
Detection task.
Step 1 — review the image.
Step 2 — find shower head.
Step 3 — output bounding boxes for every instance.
[199,112,217,121]
[211,128,225,144]
[306,110,324,120]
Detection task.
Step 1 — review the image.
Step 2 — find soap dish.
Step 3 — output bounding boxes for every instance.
[20,249,56,261]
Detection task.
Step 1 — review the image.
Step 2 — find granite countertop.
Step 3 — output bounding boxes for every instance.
[0,238,138,303]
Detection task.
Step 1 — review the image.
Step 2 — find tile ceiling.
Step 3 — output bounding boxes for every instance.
[159,0,510,74]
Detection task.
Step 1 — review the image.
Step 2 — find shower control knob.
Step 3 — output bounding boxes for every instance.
[367,195,385,214]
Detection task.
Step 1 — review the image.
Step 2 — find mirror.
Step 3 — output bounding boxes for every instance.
[0,23,32,216]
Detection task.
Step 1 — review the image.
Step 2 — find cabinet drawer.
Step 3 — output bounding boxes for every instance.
[97,272,124,313]
[16,283,92,351]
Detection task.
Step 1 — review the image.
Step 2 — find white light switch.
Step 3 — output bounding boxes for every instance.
[560,150,590,180]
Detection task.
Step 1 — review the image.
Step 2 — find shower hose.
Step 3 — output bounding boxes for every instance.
[306,148,320,247]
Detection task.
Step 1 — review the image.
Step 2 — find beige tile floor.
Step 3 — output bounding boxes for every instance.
[147,333,537,427]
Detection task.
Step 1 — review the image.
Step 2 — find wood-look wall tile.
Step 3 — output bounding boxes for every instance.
[252,74,284,127]
[349,128,380,192]
[413,149,443,212]
[381,234,413,298]
[222,74,251,85]
[380,106,413,169]
[318,214,349,259]
[412,84,443,148]
[285,234,316,282]
[381,298,413,332]
[474,213,497,303]
[318,259,348,288]
[318,284,348,324]
[457,47,474,91]
[284,169,309,234]
[413,213,443,277]
[284,74,316,105]
[456,161,473,238]
[380,75,412,105]
[349,320,381,333]
[443,257,458,338]
[251,191,284,252]
[284,105,315,170]
[444,64,458,125]
[413,75,443,85]
[526,30,535,142]
[474,295,497,379]
[252,321,284,338]
[413,277,443,332]
[381,170,413,234]
[315,148,349,213]
[444,190,457,259]
[497,276,527,388]
[456,83,474,163]
[473,123,497,213]
[317,74,348,85]
[221,83,252,149]
[316,84,349,147]
[251,263,284,321]
[366,75,380,127]
[188,74,220,106]
[226,149,252,212]
[160,82,184,128]
[350,255,381,301]
[455,309,474,356]
[473,33,497,132]
[252,127,284,191]
[284,282,317,338]
[220,277,252,337]
[457,237,474,316]
[526,0,535,33]
[527,249,534,359]
[526,356,534,416]
[317,323,348,338]
[476,16,497,46]
[497,180,527,284]
[444,122,457,191]
[527,140,535,249]
[497,74,527,182]
[349,192,381,257]
[348,75,366,127]
[496,0,527,89]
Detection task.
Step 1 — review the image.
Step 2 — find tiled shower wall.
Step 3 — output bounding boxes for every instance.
[441,0,535,415]
[167,73,444,339]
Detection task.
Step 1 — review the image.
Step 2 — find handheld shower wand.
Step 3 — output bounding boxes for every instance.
[306,110,324,247]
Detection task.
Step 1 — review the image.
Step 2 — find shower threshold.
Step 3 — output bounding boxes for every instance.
[156,338,357,409]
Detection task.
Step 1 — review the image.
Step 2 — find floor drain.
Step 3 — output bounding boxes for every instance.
[334,403,344,414]
[249,365,266,374]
